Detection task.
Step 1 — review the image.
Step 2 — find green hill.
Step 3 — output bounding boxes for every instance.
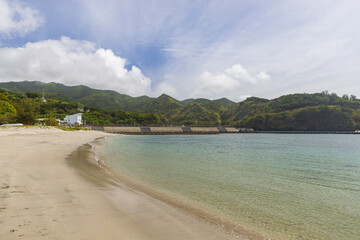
[213,98,236,108]
[181,98,211,105]
[167,103,221,126]
[226,93,360,131]
[0,81,232,125]
[0,81,151,111]
[0,88,163,126]
[181,97,235,109]
[0,81,231,114]
[1,81,360,130]
[128,94,183,114]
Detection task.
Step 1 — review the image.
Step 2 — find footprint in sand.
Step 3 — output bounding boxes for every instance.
[10,190,24,193]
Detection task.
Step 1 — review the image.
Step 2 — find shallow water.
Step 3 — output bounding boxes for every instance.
[98,134,360,239]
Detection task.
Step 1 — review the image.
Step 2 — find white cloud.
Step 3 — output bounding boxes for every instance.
[193,72,239,98]
[0,0,43,38]
[0,37,152,96]
[256,71,271,81]
[192,64,270,99]
[39,0,360,99]
[225,64,258,84]
[147,1,360,99]
[1,0,360,100]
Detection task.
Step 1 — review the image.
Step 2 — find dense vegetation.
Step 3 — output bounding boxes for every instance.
[0,81,234,113]
[83,107,164,125]
[166,103,222,126]
[1,81,360,131]
[0,81,234,126]
[0,89,163,126]
[226,92,360,131]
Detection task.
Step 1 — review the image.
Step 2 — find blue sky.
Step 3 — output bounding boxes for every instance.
[0,0,360,101]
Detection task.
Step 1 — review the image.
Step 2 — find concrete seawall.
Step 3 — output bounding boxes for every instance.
[150,127,183,133]
[103,126,142,134]
[190,127,219,134]
[87,126,360,134]
[86,126,246,135]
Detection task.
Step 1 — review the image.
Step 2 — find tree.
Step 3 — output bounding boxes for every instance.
[44,118,59,126]
[0,94,17,124]
[25,92,41,99]
[0,112,17,124]
[16,98,37,124]
[350,95,357,101]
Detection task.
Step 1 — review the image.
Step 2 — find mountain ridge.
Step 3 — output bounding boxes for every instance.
[0,81,235,112]
[1,81,360,130]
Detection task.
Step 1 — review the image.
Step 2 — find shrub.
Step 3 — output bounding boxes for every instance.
[44,118,59,126]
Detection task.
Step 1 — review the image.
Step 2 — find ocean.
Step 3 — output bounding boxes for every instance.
[97,134,360,239]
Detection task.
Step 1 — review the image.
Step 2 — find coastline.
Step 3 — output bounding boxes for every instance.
[0,127,244,240]
[86,137,264,240]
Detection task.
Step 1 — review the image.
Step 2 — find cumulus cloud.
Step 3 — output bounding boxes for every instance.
[193,72,240,97]
[192,64,270,99]
[255,71,271,81]
[0,37,152,96]
[225,64,258,84]
[0,0,43,38]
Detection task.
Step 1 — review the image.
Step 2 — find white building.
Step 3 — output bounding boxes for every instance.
[64,113,82,125]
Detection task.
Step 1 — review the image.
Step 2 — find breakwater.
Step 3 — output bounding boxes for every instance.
[85,126,251,134]
[86,126,360,135]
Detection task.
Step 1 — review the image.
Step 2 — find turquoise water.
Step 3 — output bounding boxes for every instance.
[98,134,360,239]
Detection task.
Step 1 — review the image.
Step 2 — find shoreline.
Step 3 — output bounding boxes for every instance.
[84,137,265,240]
[0,126,245,240]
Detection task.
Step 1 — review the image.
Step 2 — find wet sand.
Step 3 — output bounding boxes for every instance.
[0,127,244,240]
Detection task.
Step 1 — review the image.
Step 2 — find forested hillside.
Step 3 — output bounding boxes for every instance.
[0,81,234,126]
[1,81,360,130]
[0,89,163,126]
[226,92,360,131]
[0,81,234,112]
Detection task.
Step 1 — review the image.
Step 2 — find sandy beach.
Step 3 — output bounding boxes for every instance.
[0,127,242,240]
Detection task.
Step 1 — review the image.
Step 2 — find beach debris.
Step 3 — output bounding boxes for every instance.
[10,229,16,233]
[1,183,9,189]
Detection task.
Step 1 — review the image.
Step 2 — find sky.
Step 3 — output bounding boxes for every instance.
[0,0,359,101]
